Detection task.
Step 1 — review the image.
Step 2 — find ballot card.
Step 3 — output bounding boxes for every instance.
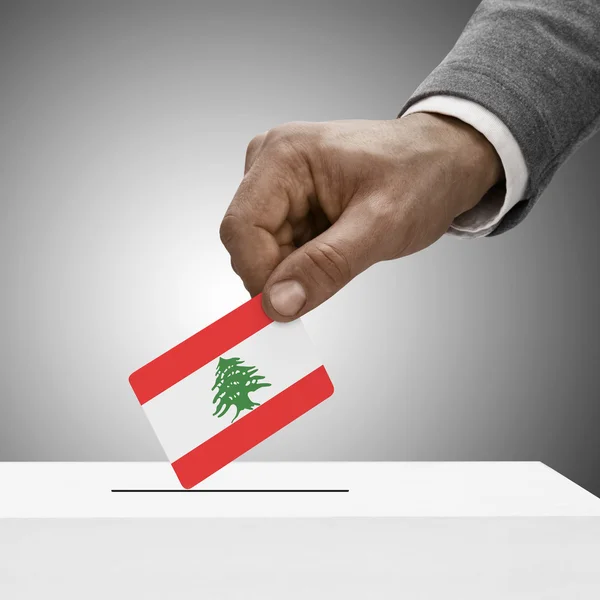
[128,294,334,489]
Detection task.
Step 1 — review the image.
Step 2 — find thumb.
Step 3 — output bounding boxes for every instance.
[262,203,388,321]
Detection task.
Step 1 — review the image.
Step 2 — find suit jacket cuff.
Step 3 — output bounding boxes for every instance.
[402,95,529,238]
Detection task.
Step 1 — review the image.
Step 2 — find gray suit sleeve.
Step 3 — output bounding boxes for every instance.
[399,0,600,235]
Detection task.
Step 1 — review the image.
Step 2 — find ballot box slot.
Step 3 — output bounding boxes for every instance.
[110,488,350,493]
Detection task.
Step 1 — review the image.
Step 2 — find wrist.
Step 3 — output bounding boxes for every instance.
[401,112,504,216]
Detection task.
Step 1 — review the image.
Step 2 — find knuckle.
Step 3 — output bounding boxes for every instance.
[264,125,287,146]
[266,121,298,140]
[219,213,241,249]
[262,123,314,171]
[245,132,267,164]
[302,241,352,287]
[264,121,311,149]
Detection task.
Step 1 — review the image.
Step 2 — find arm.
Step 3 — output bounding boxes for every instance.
[221,0,600,320]
[400,0,600,235]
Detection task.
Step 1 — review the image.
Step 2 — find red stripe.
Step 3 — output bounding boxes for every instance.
[172,366,334,489]
[129,294,272,405]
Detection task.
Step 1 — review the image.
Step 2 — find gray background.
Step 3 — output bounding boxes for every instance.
[1,0,599,496]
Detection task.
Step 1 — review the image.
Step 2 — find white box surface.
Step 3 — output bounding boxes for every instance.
[1,461,599,517]
[1,462,599,599]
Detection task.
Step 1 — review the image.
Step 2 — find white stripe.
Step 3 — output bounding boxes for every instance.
[143,319,322,462]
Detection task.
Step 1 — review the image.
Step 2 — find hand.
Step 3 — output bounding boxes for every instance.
[220,114,503,321]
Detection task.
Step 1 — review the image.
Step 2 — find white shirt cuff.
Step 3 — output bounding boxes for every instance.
[402,96,529,238]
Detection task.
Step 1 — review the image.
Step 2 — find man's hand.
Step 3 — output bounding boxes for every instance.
[220,114,503,321]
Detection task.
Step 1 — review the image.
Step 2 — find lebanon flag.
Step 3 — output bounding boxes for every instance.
[129,294,334,489]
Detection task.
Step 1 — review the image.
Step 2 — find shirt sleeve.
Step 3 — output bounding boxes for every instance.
[402,95,529,238]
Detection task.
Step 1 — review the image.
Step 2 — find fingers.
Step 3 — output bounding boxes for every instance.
[220,156,295,295]
[262,201,391,321]
[220,211,285,297]
[222,125,316,296]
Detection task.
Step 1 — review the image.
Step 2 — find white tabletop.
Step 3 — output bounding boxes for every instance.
[1,461,599,518]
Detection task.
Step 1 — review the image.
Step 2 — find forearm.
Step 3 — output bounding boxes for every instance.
[400,0,600,235]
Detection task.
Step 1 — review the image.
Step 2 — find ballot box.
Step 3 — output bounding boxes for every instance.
[1,462,599,598]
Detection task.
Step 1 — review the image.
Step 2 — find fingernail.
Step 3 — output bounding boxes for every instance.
[269,280,307,317]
